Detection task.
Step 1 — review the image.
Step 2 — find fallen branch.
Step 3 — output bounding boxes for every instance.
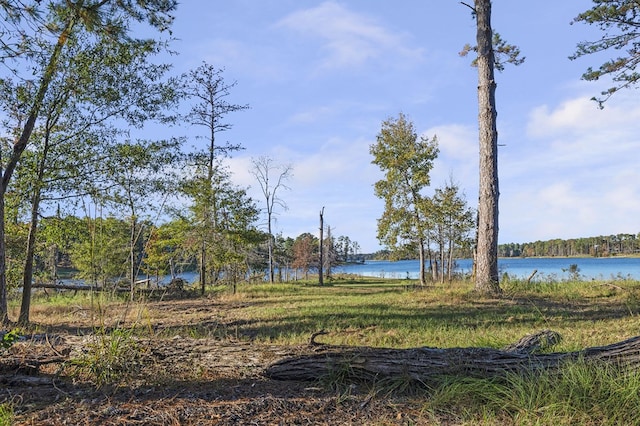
[0,356,67,375]
[0,374,55,386]
[265,331,640,382]
[596,282,626,291]
[502,329,561,354]
[32,283,129,292]
[309,330,328,346]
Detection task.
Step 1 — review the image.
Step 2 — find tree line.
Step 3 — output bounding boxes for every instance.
[8,214,362,291]
[499,233,640,258]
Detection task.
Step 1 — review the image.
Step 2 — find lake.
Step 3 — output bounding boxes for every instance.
[143,257,640,286]
[334,257,640,281]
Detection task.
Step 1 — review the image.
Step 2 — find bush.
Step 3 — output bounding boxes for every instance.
[69,328,146,388]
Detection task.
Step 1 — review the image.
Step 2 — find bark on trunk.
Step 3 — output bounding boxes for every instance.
[267,216,274,283]
[318,207,324,286]
[18,188,42,325]
[265,331,640,382]
[418,238,426,285]
[474,0,500,294]
[199,244,206,296]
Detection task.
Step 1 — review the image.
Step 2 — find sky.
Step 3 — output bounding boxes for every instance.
[162,1,640,253]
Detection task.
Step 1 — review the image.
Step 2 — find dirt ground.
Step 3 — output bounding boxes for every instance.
[1,297,436,425]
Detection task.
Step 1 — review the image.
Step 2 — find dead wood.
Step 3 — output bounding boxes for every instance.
[264,331,640,382]
[309,330,328,346]
[32,282,129,292]
[0,373,56,386]
[502,329,561,354]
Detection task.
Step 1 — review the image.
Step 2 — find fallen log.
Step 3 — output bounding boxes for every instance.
[264,331,640,382]
[31,282,131,292]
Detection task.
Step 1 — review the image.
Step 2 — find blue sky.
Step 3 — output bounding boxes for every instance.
[166,1,640,253]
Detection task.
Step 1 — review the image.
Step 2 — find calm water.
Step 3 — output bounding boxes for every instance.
[143,257,640,285]
[335,257,640,281]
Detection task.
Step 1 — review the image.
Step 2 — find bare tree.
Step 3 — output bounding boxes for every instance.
[250,156,292,283]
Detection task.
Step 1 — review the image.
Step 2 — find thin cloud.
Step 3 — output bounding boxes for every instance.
[275,1,423,70]
[498,92,640,244]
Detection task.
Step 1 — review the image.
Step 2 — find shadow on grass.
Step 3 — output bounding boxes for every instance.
[113,294,639,346]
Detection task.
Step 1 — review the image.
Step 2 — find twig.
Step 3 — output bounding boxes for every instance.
[309,330,328,346]
[46,333,68,358]
[460,2,475,13]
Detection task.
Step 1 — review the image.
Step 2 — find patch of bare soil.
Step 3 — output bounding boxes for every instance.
[2,298,433,425]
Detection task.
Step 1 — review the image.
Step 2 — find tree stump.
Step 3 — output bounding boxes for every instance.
[264,331,640,382]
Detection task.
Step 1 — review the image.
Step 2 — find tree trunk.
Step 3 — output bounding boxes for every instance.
[474,0,500,294]
[0,193,7,325]
[19,123,52,325]
[265,331,640,382]
[267,214,274,283]
[318,207,324,286]
[0,16,78,324]
[200,242,206,296]
[418,238,426,285]
[18,184,43,325]
[129,212,137,301]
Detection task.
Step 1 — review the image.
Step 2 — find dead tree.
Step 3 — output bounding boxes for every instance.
[265,330,640,382]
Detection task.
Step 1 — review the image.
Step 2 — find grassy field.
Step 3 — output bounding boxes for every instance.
[5,275,640,425]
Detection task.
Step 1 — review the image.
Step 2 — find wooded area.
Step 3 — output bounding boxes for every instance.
[499,233,640,258]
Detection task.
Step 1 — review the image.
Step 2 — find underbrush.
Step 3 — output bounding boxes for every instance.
[66,327,149,388]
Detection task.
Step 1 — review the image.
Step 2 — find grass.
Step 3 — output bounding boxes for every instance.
[13,276,640,349]
[0,403,12,426]
[217,277,640,350]
[8,275,640,424]
[424,359,640,425]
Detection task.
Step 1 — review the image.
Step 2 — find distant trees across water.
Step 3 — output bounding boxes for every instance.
[499,233,640,257]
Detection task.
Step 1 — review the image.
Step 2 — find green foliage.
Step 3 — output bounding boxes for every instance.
[1,329,19,351]
[460,31,525,71]
[181,163,262,289]
[429,181,475,280]
[370,113,439,257]
[0,0,178,323]
[70,216,130,287]
[3,220,28,289]
[142,219,191,278]
[572,1,640,106]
